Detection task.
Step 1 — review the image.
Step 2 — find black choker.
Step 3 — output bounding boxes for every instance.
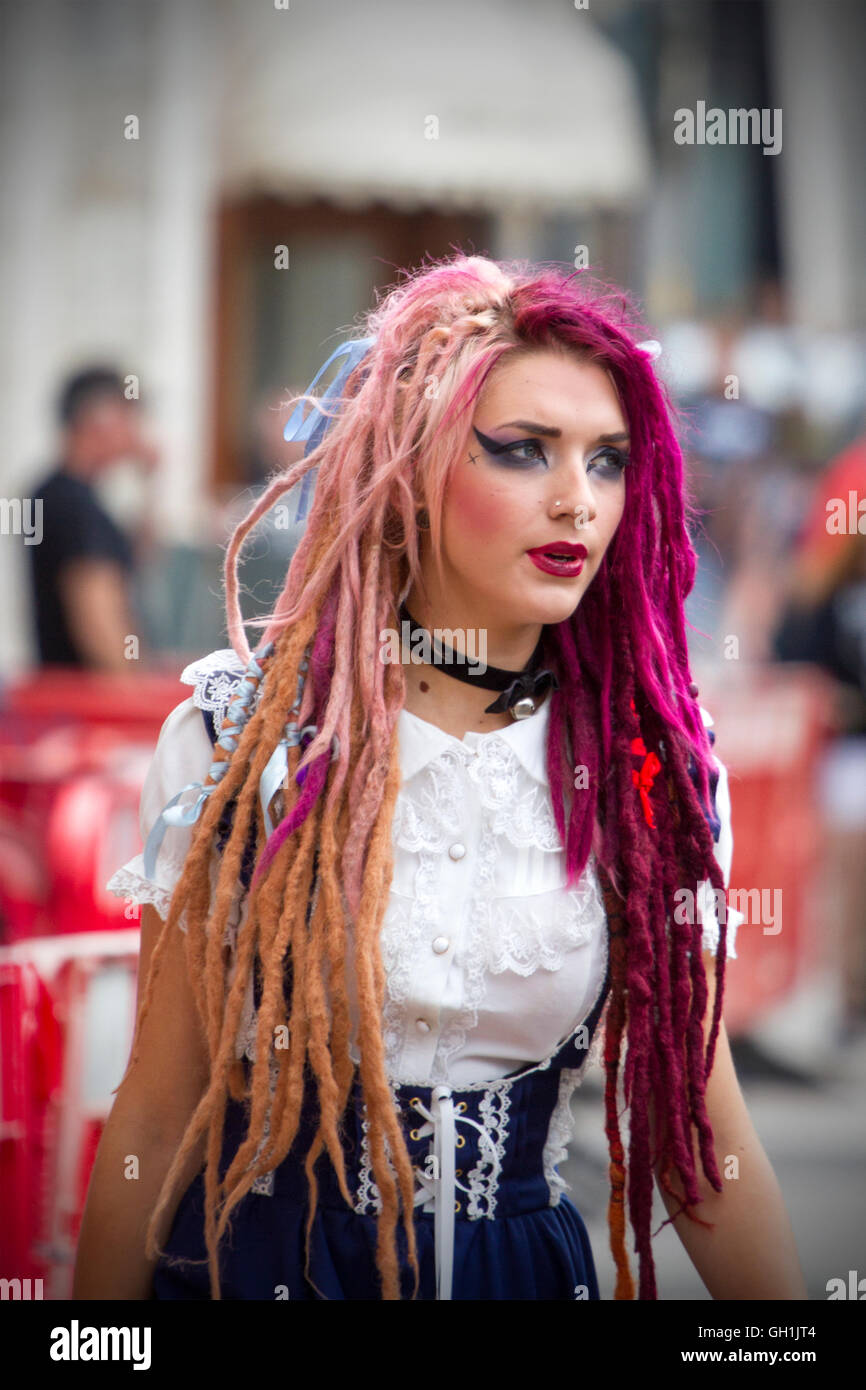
[397,601,559,720]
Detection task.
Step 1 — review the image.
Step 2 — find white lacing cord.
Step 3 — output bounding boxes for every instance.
[409,1085,501,1300]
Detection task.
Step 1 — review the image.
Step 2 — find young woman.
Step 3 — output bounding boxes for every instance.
[74,253,806,1301]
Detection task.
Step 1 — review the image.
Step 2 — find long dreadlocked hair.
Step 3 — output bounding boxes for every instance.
[119,252,731,1301]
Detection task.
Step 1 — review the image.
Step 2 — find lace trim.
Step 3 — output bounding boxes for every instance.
[467,739,563,851]
[105,857,242,953]
[353,1114,379,1216]
[380,879,439,1069]
[247,1050,281,1197]
[391,742,563,855]
[380,879,600,1010]
[179,648,248,726]
[352,1078,404,1216]
[236,973,257,1064]
[105,866,174,921]
[474,880,601,977]
[543,1068,581,1205]
[541,996,612,1205]
[466,1083,510,1219]
[441,879,604,1084]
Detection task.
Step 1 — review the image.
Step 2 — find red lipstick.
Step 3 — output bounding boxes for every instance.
[526,541,588,577]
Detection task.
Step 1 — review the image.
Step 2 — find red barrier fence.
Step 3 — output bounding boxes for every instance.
[695,664,838,1036]
[0,669,181,1291]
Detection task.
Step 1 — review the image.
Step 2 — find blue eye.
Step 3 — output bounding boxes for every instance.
[501,439,547,463]
[472,427,548,468]
[588,447,630,478]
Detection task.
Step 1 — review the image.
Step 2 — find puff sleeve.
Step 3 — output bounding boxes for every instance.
[105,696,216,926]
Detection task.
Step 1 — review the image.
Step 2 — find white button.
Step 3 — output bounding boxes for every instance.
[415,1018,431,1034]
[432,936,450,954]
[448,842,466,860]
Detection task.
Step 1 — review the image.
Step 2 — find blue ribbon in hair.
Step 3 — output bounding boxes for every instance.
[282,335,376,525]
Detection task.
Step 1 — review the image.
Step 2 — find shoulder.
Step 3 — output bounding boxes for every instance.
[30,469,84,540]
[32,466,71,496]
[41,469,98,512]
[139,647,248,814]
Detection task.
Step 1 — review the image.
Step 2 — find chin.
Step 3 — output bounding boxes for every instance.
[529,577,589,617]
[541,596,585,625]
[508,595,583,629]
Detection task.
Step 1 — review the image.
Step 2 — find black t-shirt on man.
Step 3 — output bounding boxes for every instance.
[29,466,134,666]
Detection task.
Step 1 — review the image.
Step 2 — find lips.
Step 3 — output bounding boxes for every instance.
[528,543,588,560]
[526,542,588,577]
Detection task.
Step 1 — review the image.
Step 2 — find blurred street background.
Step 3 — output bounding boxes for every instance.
[1,0,864,1299]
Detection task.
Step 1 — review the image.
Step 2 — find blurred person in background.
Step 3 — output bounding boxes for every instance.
[681,315,803,666]
[772,432,866,1040]
[28,365,158,672]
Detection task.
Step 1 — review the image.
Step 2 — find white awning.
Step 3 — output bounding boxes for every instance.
[218,0,651,213]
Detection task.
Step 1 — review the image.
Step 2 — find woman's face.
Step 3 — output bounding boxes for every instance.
[430,347,629,635]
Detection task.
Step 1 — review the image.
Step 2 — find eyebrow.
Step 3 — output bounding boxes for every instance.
[496,420,630,444]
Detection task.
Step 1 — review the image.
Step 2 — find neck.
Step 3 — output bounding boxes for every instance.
[401,588,543,671]
[62,442,99,480]
[401,659,541,738]
[397,591,551,736]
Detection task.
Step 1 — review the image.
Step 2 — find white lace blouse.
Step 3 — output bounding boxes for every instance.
[106,651,741,1091]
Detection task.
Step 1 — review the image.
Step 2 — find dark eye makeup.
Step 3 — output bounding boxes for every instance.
[471,426,630,476]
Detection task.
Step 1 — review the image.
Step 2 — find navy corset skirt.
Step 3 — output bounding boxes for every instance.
[152,967,609,1302]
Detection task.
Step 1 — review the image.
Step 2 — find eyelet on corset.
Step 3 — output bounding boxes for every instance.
[454,1200,461,1213]
[456,1134,465,1148]
[410,1128,421,1141]
[456,1101,467,1113]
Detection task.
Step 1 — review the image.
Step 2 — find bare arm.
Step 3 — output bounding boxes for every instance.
[72,903,211,1299]
[650,949,808,1299]
[60,557,138,671]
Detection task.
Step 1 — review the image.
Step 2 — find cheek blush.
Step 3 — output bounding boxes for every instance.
[446,466,522,542]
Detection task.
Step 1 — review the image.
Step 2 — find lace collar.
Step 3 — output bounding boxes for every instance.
[398,695,551,786]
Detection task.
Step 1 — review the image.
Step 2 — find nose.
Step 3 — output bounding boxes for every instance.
[548,465,598,531]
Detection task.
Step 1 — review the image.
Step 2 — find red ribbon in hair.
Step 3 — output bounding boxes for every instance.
[629,698,660,829]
